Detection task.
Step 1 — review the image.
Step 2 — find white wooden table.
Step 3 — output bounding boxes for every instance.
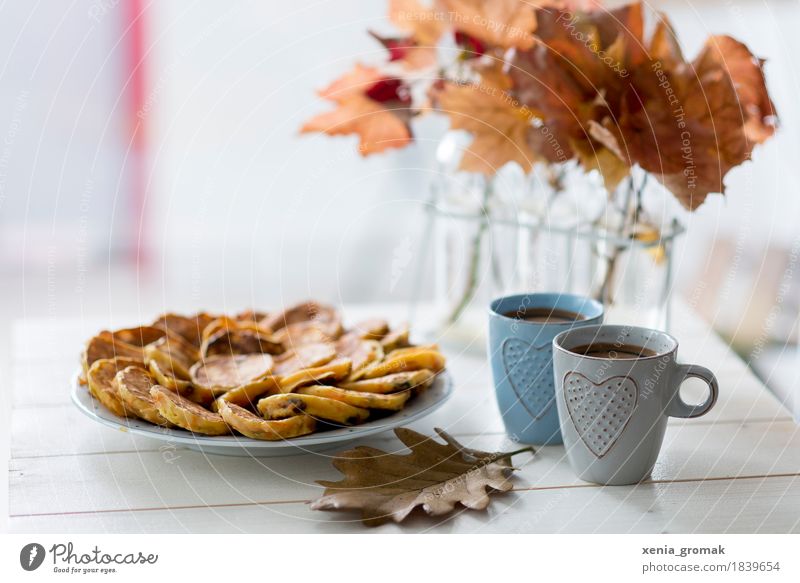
[8,303,800,533]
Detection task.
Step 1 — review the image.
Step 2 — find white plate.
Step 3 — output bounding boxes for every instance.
[71,370,453,457]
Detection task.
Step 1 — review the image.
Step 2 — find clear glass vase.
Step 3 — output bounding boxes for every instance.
[516,168,684,330]
[587,169,684,330]
[419,134,683,349]
[514,163,606,296]
[427,132,523,349]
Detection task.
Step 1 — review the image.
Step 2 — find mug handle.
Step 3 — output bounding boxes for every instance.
[667,364,719,419]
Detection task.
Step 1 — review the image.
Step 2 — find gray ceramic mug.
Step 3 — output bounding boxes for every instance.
[552,324,718,485]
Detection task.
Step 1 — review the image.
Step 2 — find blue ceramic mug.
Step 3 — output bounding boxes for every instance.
[488,293,604,444]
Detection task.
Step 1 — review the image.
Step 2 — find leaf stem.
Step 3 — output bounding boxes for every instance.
[446,182,492,325]
[493,445,536,462]
[594,173,644,304]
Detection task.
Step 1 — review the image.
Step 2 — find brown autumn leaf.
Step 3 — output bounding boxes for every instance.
[511,1,777,210]
[612,31,772,209]
[573,135,629,191]
[473,60,514,92]
[648,17,684,69]
[300,64,412,155]
[442,0,536,50]
[311,427,533,526]
[437,80,540,174]
[510,7,622,166]
[693,35,777,144]
[584,0,646,67]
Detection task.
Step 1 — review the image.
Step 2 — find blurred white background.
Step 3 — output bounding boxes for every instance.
[0,0,798,410]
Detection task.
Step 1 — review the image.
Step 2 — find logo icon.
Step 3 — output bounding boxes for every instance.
[20,543,46,571]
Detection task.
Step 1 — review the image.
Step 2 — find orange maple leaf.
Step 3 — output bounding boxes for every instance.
[389,0,448,46]
[369,31,438,71]
[300,65,412,156]
[438,80,540,174]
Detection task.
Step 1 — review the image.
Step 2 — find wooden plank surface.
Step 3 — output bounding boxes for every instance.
[10,475,799,534]
[8,302,798,533]
[9,420,800,516]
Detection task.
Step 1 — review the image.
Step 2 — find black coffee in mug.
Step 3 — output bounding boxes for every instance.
[552,324,719,485]
[571,342,658,359]
[503,307,587,324]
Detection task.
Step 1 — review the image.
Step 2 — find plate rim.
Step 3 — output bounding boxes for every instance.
[70,368,454,449]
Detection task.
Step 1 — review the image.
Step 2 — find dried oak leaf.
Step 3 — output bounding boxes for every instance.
[437,79,540,174]
[300,64,412,155]
[311,427,532,526]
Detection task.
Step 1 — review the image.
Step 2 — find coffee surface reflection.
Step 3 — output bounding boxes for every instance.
[571,342,658,359]
[503,307,587,324]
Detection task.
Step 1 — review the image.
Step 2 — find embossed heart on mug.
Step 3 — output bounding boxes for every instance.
[501,338,556,421]
[563,372,638,458]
